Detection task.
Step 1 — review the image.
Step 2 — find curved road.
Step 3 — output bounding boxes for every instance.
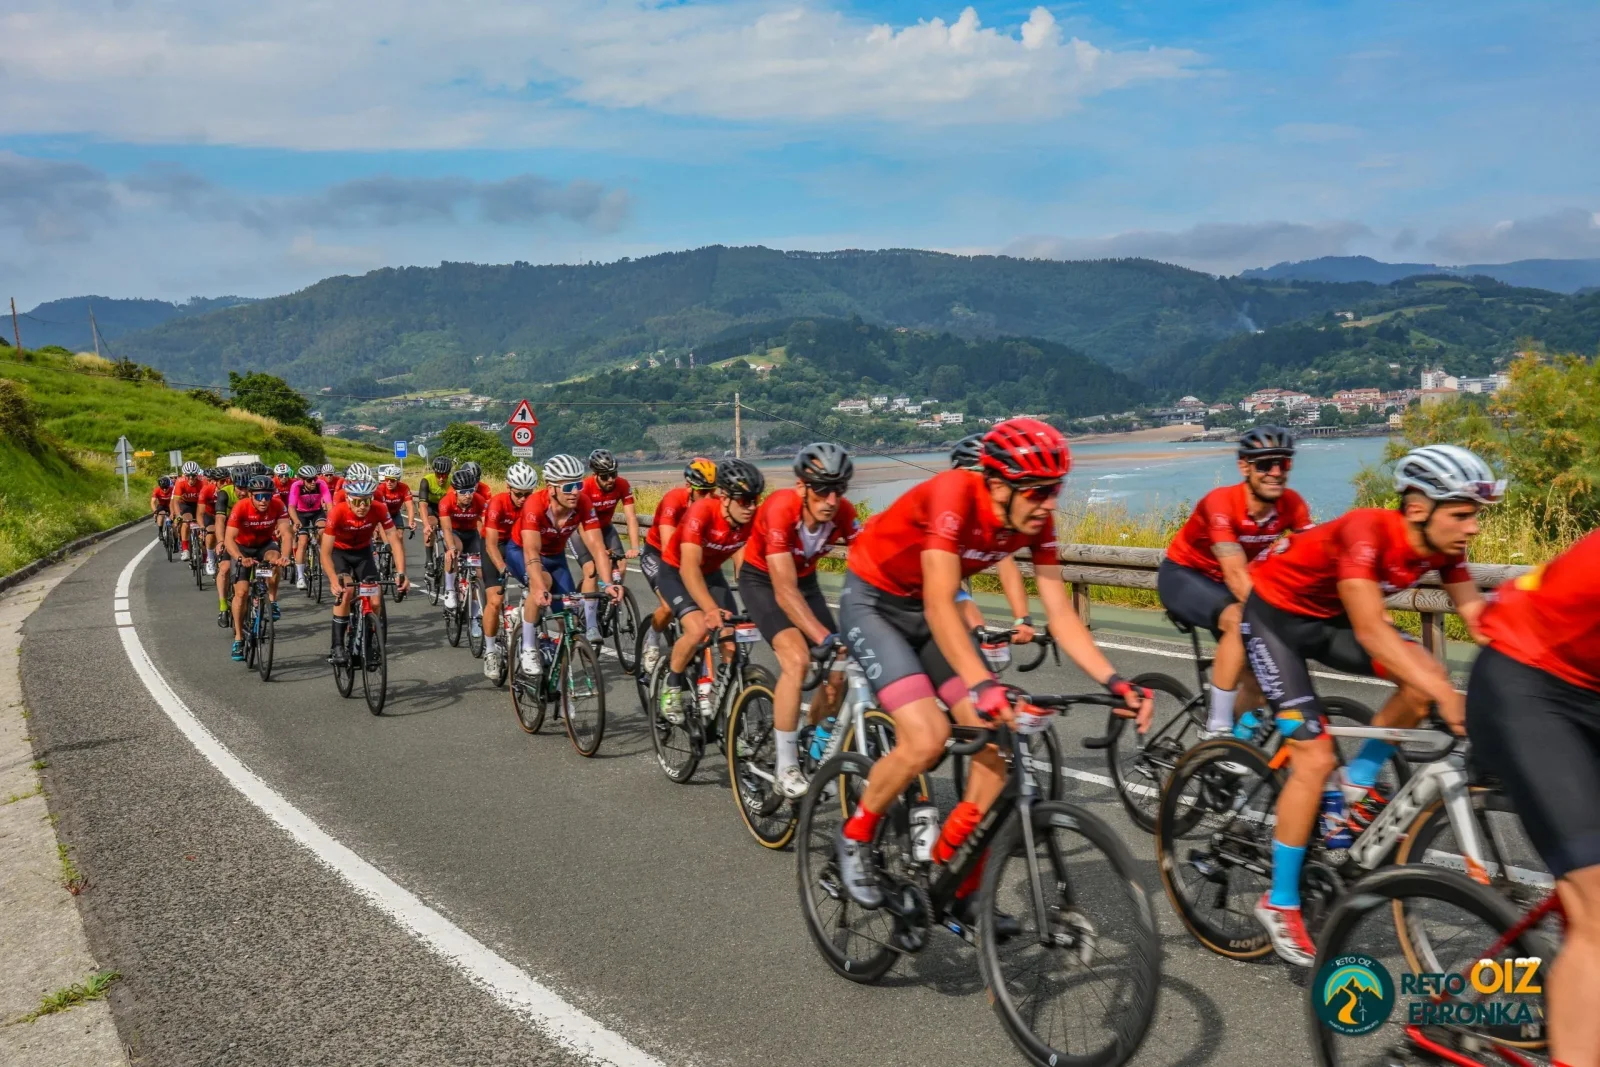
[23,527,1396,1066]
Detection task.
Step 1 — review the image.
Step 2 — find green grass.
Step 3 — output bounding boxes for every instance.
[7,971,120,1025]
[57,842,87,894]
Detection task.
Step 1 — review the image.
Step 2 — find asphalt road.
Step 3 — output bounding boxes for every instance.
[22,527,1405,1067]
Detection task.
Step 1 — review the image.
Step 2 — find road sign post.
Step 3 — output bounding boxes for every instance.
[114,435,134,499]
[508,399,538,462]
[168,449,183,471]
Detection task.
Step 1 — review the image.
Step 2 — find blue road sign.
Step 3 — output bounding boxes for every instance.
[394,440,408,458]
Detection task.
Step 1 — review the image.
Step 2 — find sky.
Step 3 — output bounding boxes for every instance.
[3,0,1598,306]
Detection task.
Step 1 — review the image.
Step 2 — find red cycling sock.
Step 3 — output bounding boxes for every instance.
[933,802,988,897]
[843,805,883,843]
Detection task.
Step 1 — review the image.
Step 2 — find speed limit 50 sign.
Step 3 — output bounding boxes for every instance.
[511,425,534,447]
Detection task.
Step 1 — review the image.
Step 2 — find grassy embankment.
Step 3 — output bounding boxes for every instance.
[0,348,384,577]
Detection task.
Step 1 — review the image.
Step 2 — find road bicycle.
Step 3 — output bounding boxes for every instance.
[796,691,1162,1067]
[424,526,447,606]
[632,612,680,713]
[642,612,775,783]
[726,641,917,850]
[1156,718,1547,963]
[159,515,179,562]
[508,592,608,756]
[1308,864,1560,1064]
[187,521,207,588]
[443,551,485,657]
[237,559,277,681]
[332,576,390,715]
[293,519,325,602]
[594,552,642,674]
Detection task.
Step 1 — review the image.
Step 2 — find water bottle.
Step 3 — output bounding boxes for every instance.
[908,805,940,864]
[696,671,714,720]
[539,634,557,668]
[1232,710,1262,741]
[1320,785,1354,849]
[808,716,836,761]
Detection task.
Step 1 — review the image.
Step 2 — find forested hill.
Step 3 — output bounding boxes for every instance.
[114,245,1367,389]
[19,295,256,353]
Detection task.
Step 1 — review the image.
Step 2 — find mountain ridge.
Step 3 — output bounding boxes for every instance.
[1242,255,1600,293]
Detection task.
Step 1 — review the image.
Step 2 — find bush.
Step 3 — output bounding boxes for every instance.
[187,388,229,409]
[228,370,317,430]
[0,379,44,451]
[438,421,512,476]
[268,424,326,466]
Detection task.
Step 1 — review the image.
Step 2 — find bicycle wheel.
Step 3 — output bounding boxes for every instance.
[562,638,606,756]
[426,545,442,606]
[647,658,700,783]
[163,525,174,562]
[445,594,464,647]
[243,598,260,667]
[256,607,275,682]
[1107,671,1198,833]
[1308,865,1553,1067]
[362,612,387,715]
[795,752,904,984]
[194,550,204,588]
[509,622,547,734]
[951,723,1063,803]
[467,577,486,658]
[980,799,1162,1067]
[727,683,795,849]
[311,559,324,604]
[1155,737,1281,960]
[611,588,641,674]
[334,624,355,698]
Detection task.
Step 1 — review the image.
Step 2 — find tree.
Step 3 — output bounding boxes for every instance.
[438,421,512,476]
[228,371,317,430]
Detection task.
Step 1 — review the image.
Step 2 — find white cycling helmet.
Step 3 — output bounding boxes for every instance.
[344,479,377,498]
[297,464,318,479]
[505,462,540,492]
[273,462,292,477]
[345,462,372,481]
[1394,444,1504,505]
[378,463,402,480]
[542,453,586,485]
[181,460,201,476]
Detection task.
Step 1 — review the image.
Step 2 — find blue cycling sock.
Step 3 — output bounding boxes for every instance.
[1269,839,1306,908]
[1345,740,1395,789]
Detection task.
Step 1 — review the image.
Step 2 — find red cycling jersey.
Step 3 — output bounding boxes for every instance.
[198,482,221,517]
[580,474,633,528]
[226,497,286,548]
[1250,507,1471,620]
[323,500,394,551]
[438,485,492,529]
[744,487,860,578]
[172,476,204,507]
[1165,483,1314,582]
[512,487,595,554]
[374,480,411,512]
[326,475,344,495]
[151,485,173,507]
[848,469,1060,599]
[645,486,695,551]
[482,490,522,542]
[272,475,293,504]
[663,494,754,574]
[1480,528,1600,693]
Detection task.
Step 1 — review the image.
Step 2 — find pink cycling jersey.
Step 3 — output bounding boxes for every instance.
[288,478,331,513]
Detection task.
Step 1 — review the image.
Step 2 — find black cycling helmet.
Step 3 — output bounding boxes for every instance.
[450,467,479,492]
[430,455,454,476]
[588,448,618,475]
[459,460,481,483]
[213,468,232,485]
[1238,425,1295,458]
[950,433,984,471]
[158,475,174,490]
[794,442,853,489]
[246,474,273,494]
[716,458,765,502]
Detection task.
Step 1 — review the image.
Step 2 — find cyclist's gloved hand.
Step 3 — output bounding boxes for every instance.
[810,633,840,663]
[1105,673,1155,733]
[970,679,1017,723]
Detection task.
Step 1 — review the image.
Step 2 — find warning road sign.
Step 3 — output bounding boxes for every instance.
[509,399,538,427]
[511,425,534,447]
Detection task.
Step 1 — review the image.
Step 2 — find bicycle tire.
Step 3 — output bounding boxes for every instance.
[445,596,464,647]
[951,723,1064,803]
[163,525,174,562]
[1107,671,1198,833]
[426,545,442,606]
[612,588,641,675]
[1308,864,1553,1067]
[312,560,324,604]
[467,577,486,658]
[242,597,260,668]
[1156,737,1282,960]
[509,622,547,734]
[362,612,387,715]
[726,683,795,849]
[334,625,355,698]
[193,550,204,589]
[563,638,606,756]
[257,608,275,682]
[980,799,1161,1067]
[795,751,902,984]
[647,659,700,783]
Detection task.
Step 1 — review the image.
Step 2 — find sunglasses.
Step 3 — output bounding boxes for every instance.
[808,483,848,500]
[558,481,584,494]
[729,494,760,508]
[251,492,273,502]
[1250,457,1293,474]
[1015,481,1062,503]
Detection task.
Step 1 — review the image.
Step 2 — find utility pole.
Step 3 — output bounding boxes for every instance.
[733,392,741,458]
[9,298,20,351]
[90,305,102,359]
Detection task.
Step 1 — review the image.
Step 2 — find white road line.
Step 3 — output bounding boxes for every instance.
[113,539,668,1067]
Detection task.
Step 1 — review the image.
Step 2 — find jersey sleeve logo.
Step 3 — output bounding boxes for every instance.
[934,510,962,540]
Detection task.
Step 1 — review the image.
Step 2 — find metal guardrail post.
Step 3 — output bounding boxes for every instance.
[1071,581,1091,627]
[1418,611,1447,663]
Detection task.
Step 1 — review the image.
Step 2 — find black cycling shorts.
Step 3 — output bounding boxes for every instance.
[1157,558,1235,638]
[293,509,325,532]
[639,544,666,597]
[329,546,380,584]
[838,571,979,714]
[1467,646,1600,880]
[450,528,483,556]
[741,566,836,645]
[572,524,624,572]
[653,560,735,621]
[1242,593,1391,740]
[232,541,281,569]
[178,505,198,522]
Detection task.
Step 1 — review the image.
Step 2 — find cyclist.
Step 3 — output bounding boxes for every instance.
[573,448,642,643]
[1467,527,1600,1066]
[512,454,621,678]
[208,469,236,622]
[374,464,417,532]
[417,454,453,556]
[197,467,230,576]
[832,418,1151,923]
[948,434,1034,661]
[1245,444,1496,965]
[1161,425,1312,736]
[169,461,205,561]
[321,462,343,497]
[321,477,408,666]
[438,464,492,616]
[331,462,372,508]
[271,463,294,506]
[288,464,331,590]
[222,475,291,661]
[480,462,539,680]
[655,459,765,726]
[741,443,858,797]
[150,475,175,542]
[638,457,716,674]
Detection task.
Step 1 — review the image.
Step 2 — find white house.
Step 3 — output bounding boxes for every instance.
[834,399,871,415]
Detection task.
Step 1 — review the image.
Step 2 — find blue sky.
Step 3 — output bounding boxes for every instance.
[3,0,1597,306]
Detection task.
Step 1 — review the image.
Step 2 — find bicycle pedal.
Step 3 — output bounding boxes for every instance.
[1185,849,1226,882]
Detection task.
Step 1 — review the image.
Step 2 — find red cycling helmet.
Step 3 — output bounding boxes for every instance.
[979,418,1071,482]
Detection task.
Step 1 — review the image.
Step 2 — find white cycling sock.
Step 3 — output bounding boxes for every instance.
[1207,685,1238,733]
[206,548,216,566]
[522,621,539,651]
[775,728,801,774]
[296,564,305,582]
[584,599,599,631]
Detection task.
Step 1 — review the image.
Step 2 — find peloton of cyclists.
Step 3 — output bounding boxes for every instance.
[573,449,642,644]
[322,475,409,666]
[222,474,293,661]
[638,458,717,675]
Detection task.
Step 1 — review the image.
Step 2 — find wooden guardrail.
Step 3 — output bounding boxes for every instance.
[627,517,1530,661]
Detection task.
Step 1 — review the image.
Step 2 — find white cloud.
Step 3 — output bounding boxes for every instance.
[1426,207,1600,263]
[0,2,1202,149]
[1005,219,1373,275]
